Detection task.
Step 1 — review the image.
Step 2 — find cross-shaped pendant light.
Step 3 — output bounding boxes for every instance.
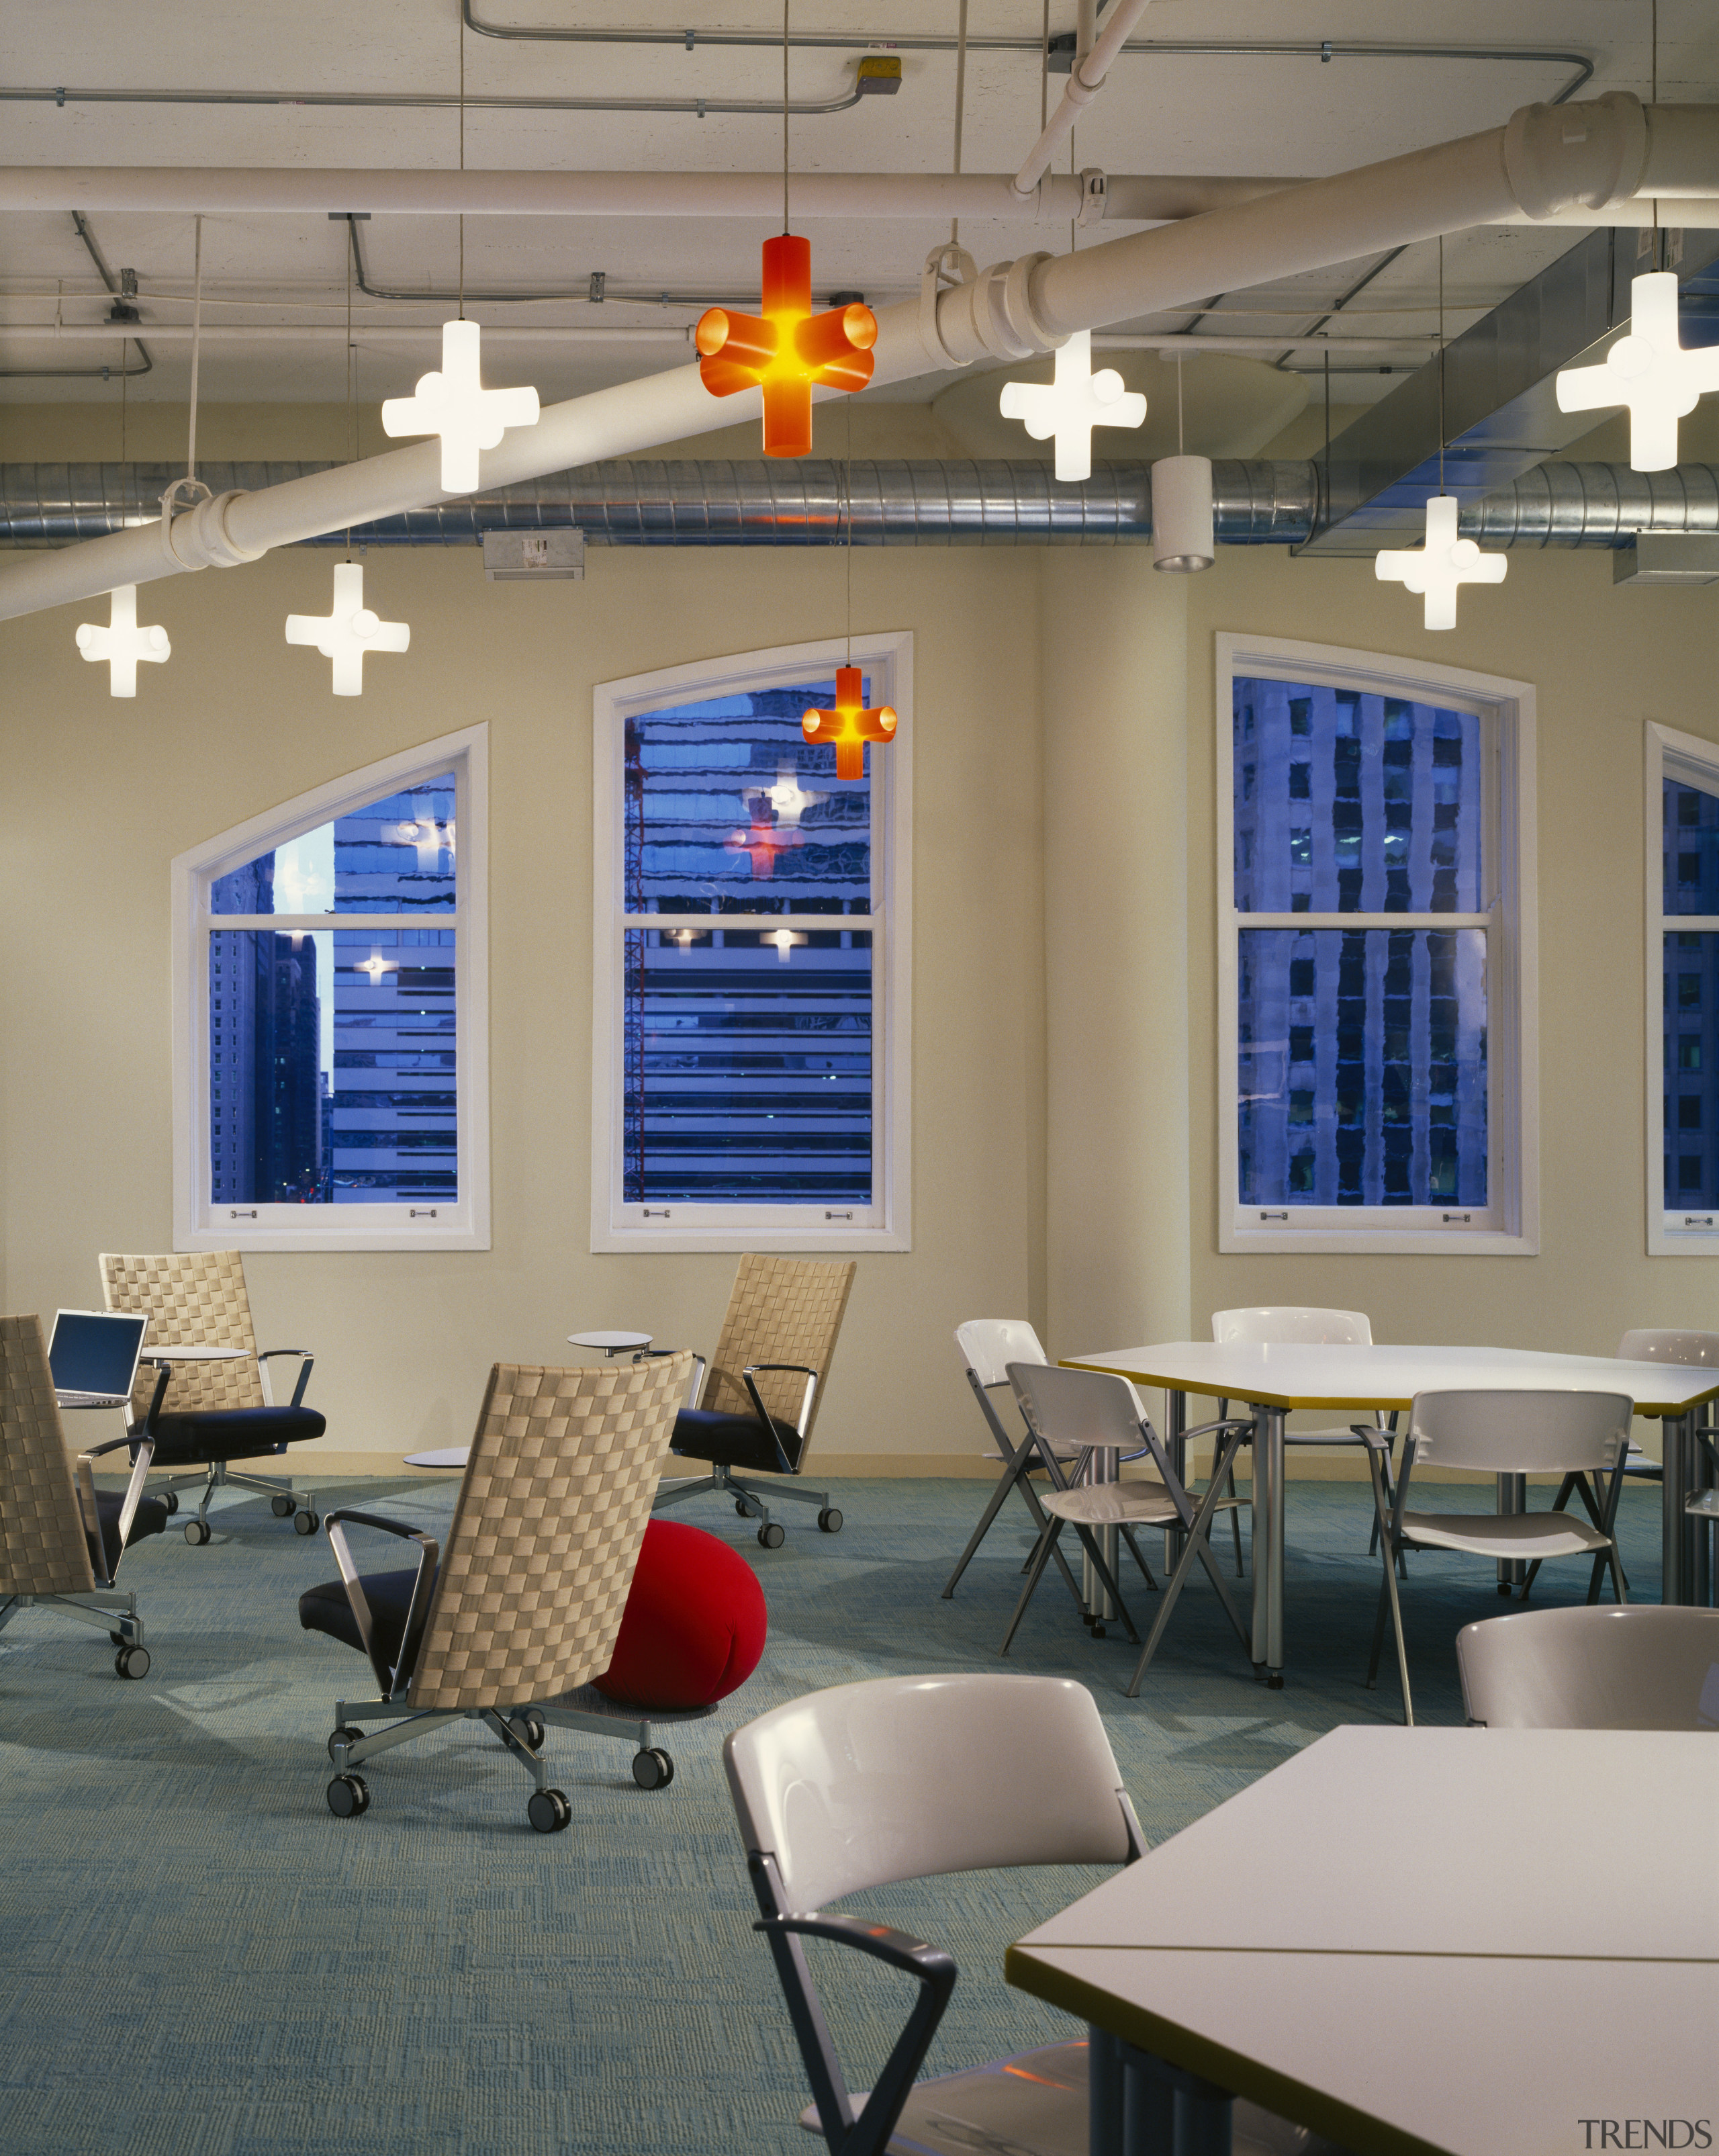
[285,562,410,695]
[1557,271,1719,472]
[75,584,171,697]
[998,330,1148,482]
[802,665,897,782]
[1375,495,1507,629]
[381,319,540,494]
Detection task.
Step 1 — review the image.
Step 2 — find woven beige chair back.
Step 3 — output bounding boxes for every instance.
[408,1353,692,1713]
[0,1315,97,1597]
[703,1254,857,1458]
[101,1251,265,1419]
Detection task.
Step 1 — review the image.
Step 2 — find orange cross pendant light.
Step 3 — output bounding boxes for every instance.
[802,665,896,782]
[696,235,878,457]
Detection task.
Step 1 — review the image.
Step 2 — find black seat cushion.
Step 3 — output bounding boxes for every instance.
[299,1565,436,1672]
[140,1404,326,1466]
[671,1406,804,1476]
[87,1487,168,1577]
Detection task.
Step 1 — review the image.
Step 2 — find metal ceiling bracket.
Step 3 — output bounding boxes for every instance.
[1076,169,1109,228]
[1503,91,1650,220]
[918,244,978,369]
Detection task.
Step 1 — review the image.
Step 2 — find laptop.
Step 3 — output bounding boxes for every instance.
[47,1308,150,1409]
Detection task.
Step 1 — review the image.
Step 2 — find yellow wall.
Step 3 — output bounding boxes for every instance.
[5,402,1719,1472]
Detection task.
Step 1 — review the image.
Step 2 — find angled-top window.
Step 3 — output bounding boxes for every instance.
[593,635,911,1252]
[173,727,488,1251]
[1217,635,1537,1255]
[1647,721,1719,1253]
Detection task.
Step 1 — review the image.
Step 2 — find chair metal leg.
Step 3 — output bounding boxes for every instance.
[1124,1430,1252,1697]
[998,1519,1068,1656]
[999,1517,1140,1656]
[942,1464,1021,1598]
[943,1463,1083,1608]
[1362,1449,1413,1724]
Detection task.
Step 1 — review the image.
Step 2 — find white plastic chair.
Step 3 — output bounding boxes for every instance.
[941,1320,1084,1609]
[1457,1605,1719,1729]
[1007,1363,1254,1685]
[1211,1308,1399,1558]
[1366,1389,1633,1726]
[724,1672,1338,2156]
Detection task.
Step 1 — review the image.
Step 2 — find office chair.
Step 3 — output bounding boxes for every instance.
[302,1353,698,1827]
[941,1319,1086,1607]
[1457,1605,1719,1729]
[726,1672,1340,2156]
[0,1313,164,1677]
[654,1254,855,1548]
[101,1250,324,1541]
[1366,1389,1632,1726]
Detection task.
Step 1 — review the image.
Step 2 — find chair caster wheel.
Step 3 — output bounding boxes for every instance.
[528,1788,572,1834]
[271,1494,295,1517]
[114,1644,150,1680]
[293,1509,319,1535]
[631,1748,674,1791]
[184,1519,212,1545]
[326,1773,369,1818]
[817,1507,843,1534]
[327,1726,365,1764]
[1266,1672,1285,1691]
[160,1490,179,1515]
[757,1522,785,1550]
[508,1711,546,1752]
[735,1500,751,1517]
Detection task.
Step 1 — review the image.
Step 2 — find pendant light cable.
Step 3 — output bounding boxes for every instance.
[345,234,356,560]
[187,214,203,482]
[1651,0,1661,263]
[1176,351,1185,453]
[1040,0,1050,131]
[1437,232,1446,496]
[783,0,790,233]
[950,0,969,247]
[458,10,467,318]
[845,394,854,663]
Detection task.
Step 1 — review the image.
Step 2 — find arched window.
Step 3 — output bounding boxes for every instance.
[591,635,911,1251]
[171,726,488,1251]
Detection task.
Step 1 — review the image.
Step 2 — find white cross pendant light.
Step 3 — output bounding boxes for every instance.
[285,562,410,695]
[380,319,541,494]
[998,330,1147,482]
[75,584,170,697]
[1556,271,1719,474]
[1375,494,1507,631]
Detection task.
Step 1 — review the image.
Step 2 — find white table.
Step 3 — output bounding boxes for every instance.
[1063,1341,1719,1685]
[404,1333,659,1471]
[1007,1725,1719,2154]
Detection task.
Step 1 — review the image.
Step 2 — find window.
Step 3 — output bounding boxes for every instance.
[173,727,488,1251]
[1646,721,1719,1254]
[592,635,911,1252]
[1217,634,1537,1254]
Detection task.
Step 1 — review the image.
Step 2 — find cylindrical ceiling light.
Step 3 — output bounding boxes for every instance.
[1151,455,1215,572]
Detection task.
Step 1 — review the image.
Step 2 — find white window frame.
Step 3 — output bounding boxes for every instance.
[1645,719,1719,1255]
[592,631,912,1254]
[1216,632,1538,1256]
[171,725,490,1253]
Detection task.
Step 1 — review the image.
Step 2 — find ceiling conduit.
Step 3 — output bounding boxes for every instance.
[2,459,1714,551]
[1,93,1713,624]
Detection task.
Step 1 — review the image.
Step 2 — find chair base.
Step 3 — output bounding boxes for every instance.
[653,1458,831,1544]
[324,1685,717,1822]
[152,1458,318,1537]
[0,1588,146,1670]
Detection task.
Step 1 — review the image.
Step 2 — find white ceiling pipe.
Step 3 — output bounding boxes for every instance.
[0,165,1298,224]
[1,94,1708,625]
[0,323,692,343]
[1013,0,1157,200]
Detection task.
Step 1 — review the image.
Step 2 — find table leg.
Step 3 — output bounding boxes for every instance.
[1164,1389,1187,1576]
[1082,1444,1119,1624]
[1660,1411,1711,1608]
[1250,1405,1284,1687]
[1495,1472,1527,1593]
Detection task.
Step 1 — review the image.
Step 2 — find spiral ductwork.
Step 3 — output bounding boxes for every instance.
[2,459,1717,549]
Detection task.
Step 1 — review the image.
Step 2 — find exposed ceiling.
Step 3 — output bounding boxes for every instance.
[3,1,1718,423]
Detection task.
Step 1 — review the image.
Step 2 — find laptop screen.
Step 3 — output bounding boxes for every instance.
[47,1310,148,1397]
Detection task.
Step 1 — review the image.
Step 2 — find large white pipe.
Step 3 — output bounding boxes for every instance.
[2,95,1711,625]
[1013,0,1157,199]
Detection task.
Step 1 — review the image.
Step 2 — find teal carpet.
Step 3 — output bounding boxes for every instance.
[0,1474,1665,2155]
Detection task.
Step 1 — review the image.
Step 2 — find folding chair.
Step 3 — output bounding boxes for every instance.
[0,1313,165,1678]
[1457,1605,1719,1730]
[726,1671,1340,2156]
[1006,1363,1254,1678]
[1365,1389,1632,1727]
[940,1320,1084,1610]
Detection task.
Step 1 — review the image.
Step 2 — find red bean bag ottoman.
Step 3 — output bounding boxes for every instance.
[592,1518,768,1710]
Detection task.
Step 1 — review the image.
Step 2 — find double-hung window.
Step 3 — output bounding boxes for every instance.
[1217,633,1537,1254]
[173,725,488,1251]
[1646,720,1719,1253]
[592,634,911,1252]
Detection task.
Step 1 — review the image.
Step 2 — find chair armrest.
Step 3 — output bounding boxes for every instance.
[759,1911,955,1984]
[1350,1425,1391,1449]
[74,1435,156,1586]
[324,1510,441,1701]
[257,1349,314,1408]
[138,1362,171,1437]
[1180,1416,1256,1443]
[742,1363,819,1470]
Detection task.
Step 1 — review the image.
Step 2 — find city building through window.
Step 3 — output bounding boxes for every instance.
[1216,634,1537,1255]
[592,636,911,1252]
[172,727,488,1251]
[1646,721,1719,1255]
